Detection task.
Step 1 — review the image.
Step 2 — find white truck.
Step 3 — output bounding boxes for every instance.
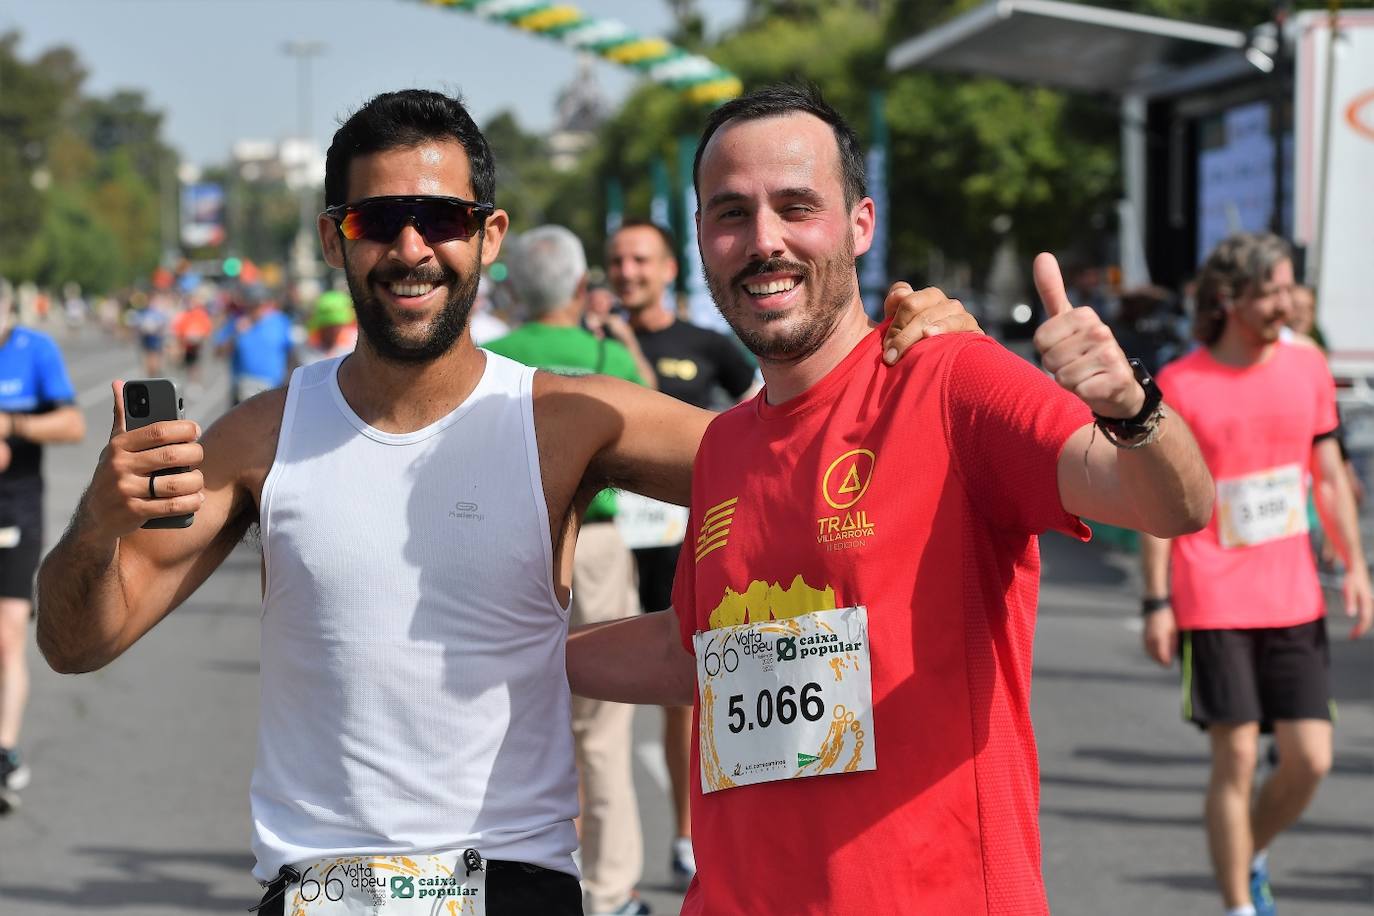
[1293,8,1374,450]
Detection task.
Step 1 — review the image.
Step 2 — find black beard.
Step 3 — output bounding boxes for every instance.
[704,246,854,365]
[344,242,481,364]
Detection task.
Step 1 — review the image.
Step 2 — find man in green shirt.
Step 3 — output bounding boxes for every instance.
[486,224,652,916]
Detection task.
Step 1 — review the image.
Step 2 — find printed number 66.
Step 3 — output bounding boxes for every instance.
[703,644,739,677]
[298,865,345,903]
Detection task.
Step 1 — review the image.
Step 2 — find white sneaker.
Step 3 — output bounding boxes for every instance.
[0,751,29,791]
[670,836,696,891]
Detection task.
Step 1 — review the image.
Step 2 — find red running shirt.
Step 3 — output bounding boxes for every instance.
[673,328,1091,915]
[1156,342,1339,630]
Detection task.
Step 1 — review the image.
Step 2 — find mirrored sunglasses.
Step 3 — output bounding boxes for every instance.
[323,195,494,246]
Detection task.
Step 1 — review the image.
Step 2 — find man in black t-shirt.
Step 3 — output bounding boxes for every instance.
[605,219,757,889]
[609,221,756,413]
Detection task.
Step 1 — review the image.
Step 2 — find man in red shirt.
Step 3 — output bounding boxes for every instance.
[1140,232,1372,916]
[567,83,1213,915]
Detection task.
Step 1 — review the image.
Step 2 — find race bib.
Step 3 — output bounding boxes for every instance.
[614,492,689,550]
[285,852,485,915]
[692,606,875,794]
[1216,464,1308,549]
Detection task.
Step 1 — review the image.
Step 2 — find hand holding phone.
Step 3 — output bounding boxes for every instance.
[118,379,199,530]
[116,379,203,530]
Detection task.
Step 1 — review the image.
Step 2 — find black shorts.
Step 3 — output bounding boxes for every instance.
[254,859,582,916]
[0,490,42,603]
[1181,618,1332,732]
[183,342,202,366]
[633,543,681,613]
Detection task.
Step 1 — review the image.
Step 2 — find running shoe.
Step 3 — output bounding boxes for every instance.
[0,748,29,791]
[0,748,29,813]
[670,836,696,891]
[1250,855,1277,916]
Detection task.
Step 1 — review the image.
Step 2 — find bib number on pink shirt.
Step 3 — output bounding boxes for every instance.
[614,492,690,549]
[1216,463,1308,549]
[693,606,875,794]
[285,853,485,915]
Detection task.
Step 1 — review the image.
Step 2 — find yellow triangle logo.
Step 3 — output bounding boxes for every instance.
[838,464,863,494]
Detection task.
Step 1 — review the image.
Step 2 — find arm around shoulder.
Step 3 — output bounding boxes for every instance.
[567,606,697,706]
[545,372,713,507]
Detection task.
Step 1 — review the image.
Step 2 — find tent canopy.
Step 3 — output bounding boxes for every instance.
[887,0,1249,95]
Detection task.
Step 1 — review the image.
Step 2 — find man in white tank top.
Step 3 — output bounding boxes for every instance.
[35,89,977,916]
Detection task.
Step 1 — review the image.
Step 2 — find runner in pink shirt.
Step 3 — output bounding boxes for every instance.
[1140,232,1372,916]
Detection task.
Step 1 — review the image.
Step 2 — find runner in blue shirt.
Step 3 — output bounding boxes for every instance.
[215,290,297,405]
[0,300,85,813]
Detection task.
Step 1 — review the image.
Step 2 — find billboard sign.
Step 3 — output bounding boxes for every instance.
[180,182,226,249]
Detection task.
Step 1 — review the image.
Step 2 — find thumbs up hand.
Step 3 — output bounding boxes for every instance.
[1032,253,1144,419]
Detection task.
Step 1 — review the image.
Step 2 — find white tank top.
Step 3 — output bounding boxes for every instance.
[251,352,577,880]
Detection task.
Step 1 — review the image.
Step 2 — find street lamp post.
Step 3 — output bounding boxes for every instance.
[1270,1,1291,236]
[283,40,326,285]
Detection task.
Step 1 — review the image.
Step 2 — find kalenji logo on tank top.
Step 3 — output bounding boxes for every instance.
[817,448,877,551]
[448,501,484,522]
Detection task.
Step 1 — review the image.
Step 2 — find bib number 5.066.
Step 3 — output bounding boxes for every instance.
[727,682,825,734]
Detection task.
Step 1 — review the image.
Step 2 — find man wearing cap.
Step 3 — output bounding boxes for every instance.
[301,290,358,365]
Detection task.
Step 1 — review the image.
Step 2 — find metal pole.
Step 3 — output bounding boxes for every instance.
[1120,93,1151,286]
[1310,0,1343,289]
[1270,2,1291,235]
[283,40,326,282]
[160,151,178,267]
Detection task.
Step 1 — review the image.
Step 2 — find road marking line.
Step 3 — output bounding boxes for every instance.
[77,367,229,425]
[77,379,116,410]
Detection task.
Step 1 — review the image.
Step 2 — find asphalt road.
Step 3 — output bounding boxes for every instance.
[0,322,1369,915]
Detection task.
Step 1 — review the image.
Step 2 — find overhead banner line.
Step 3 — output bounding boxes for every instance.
[418,0,743,105]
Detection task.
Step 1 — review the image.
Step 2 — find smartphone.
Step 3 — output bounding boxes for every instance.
[123,378,194,529]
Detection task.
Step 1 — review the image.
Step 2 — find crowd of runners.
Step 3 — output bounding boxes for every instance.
[0,81,1365,916]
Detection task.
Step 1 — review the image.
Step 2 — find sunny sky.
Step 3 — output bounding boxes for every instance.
[1,0,747,166]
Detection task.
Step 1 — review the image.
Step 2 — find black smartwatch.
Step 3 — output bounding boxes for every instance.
[1094,358,1163,441]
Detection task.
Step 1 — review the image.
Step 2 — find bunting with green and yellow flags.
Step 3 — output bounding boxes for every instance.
[417,0,742,106]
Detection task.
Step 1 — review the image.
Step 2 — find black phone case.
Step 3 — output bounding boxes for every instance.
[123,379,194,529]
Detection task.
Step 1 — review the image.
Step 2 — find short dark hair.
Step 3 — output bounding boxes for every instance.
[324,89,496,208]
[612,219,677,259]
[692,83,866,209]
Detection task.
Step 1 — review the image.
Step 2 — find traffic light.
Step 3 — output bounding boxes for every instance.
[222,257,243,278]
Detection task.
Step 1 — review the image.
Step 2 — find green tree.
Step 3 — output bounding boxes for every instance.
[484,110,557,231]
[25,187,123,293]
[578,0,1116,281]
[0,33,83,281]
[0,32,175,292]
[666,0,707,49]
